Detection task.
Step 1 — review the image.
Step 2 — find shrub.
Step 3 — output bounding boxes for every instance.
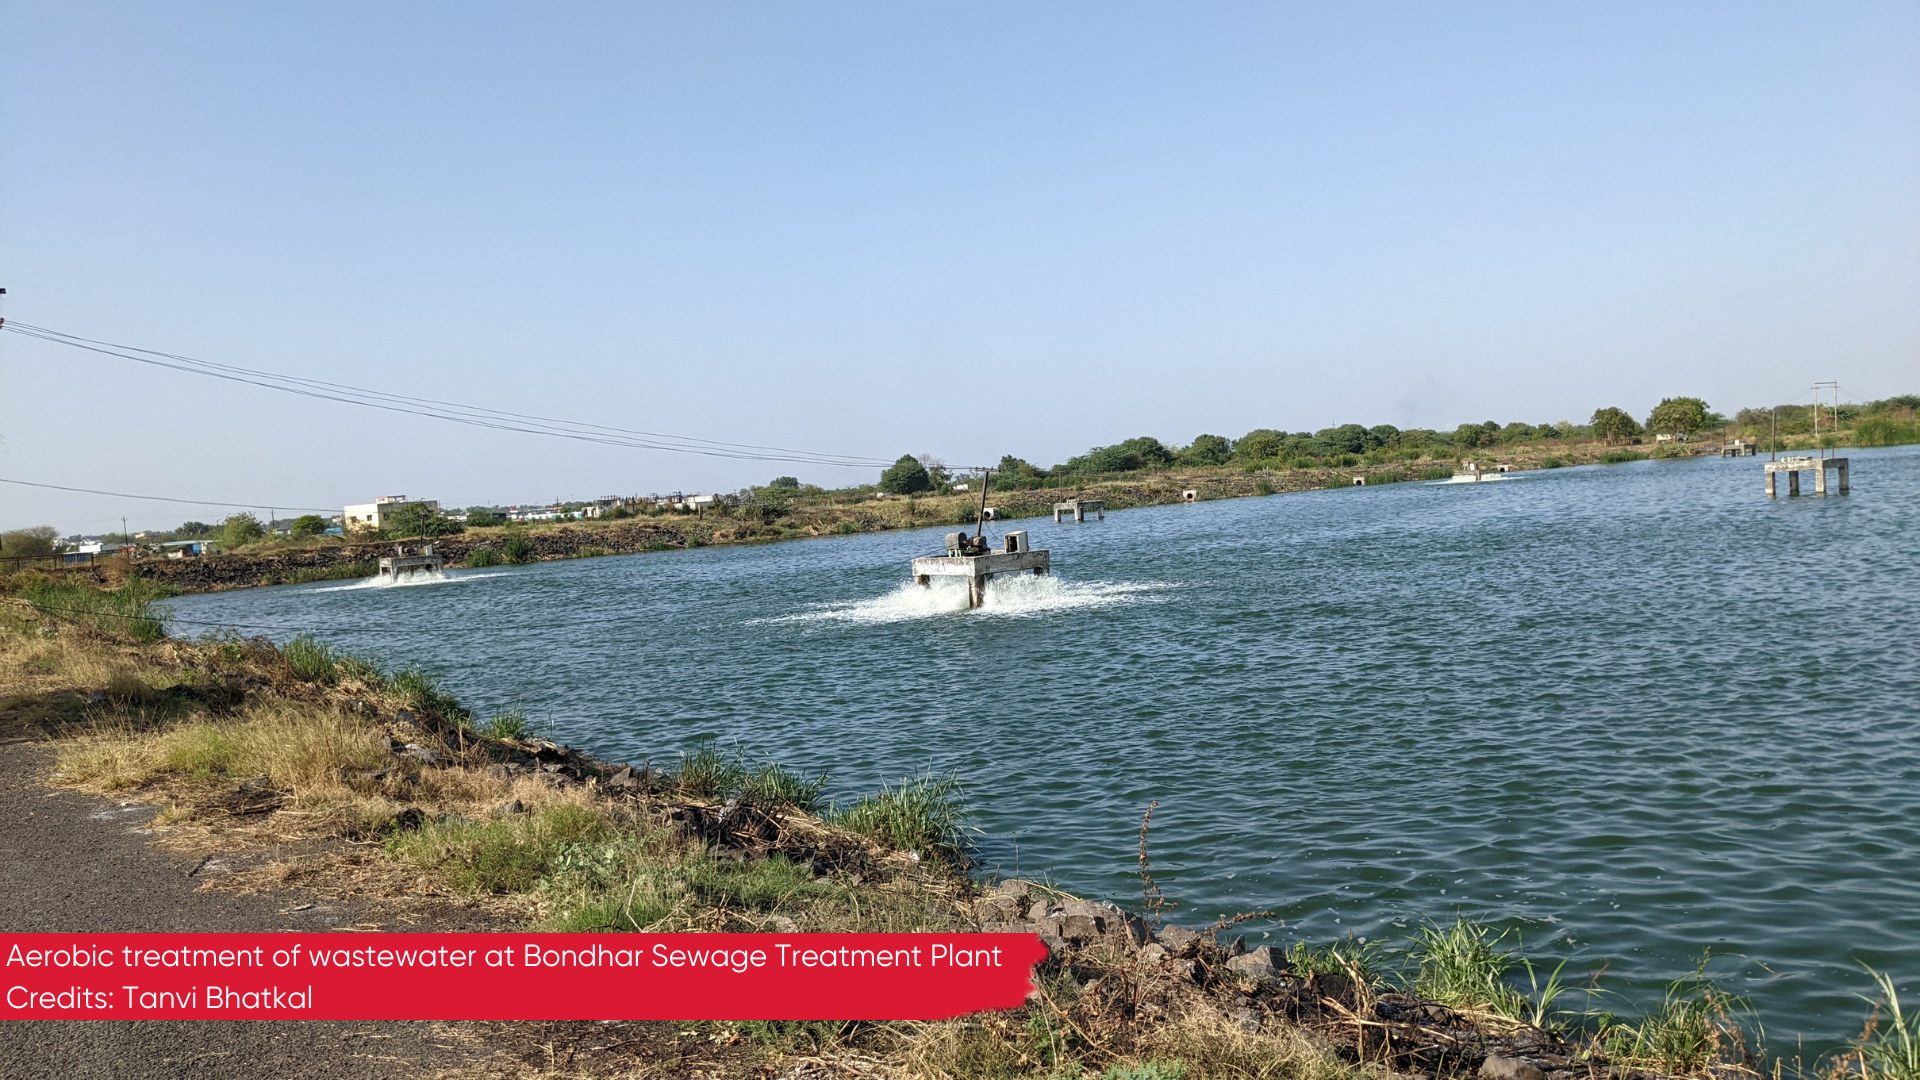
[501,535,538,564]
[463,508,505,527]
[288,515,330,538]
[1855,417,1920,447]
[464,546,500,568]
[220,513,266,548]
[1,525,59,558]
[1542,456,1565,469]
[879,455,933,495]
[1600,449,1648,464]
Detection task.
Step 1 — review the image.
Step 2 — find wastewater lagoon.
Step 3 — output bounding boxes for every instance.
[170,446,1920,1049]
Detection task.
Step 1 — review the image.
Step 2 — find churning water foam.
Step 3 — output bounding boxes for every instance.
[312,569,505,593]
[760,575,1173,626]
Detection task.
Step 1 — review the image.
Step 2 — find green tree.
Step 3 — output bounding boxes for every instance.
[1590,406,1642,444]
[994,455,1047,484]
[1,525,60,557]
[463,507,504,526]
[1179,434,1232,466]
[175,521,214,538]
[1232,429,1287,461]
[879,455,932,494]
[288,514,330,538]
[220,513,266,548]
[1059,437,1175,474]
[768,476,800,489]
[1318,424,1373,454]
[1646,396,1709,437]
[1453,422,1497,449]
[382,502,462,538]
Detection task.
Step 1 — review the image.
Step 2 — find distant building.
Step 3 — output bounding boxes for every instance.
[342,495,439,531]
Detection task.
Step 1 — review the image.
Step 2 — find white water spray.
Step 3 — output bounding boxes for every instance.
[760,576,1173,626]
[312,569,505,593]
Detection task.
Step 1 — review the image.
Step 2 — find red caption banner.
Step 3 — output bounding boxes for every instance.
[3,933,1046,1021]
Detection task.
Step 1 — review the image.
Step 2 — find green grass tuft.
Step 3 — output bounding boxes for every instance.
[501,535,538,564]
[15,577,175,643]
[281,635,340,684]
[480,709,529,739]
[1599,449,1647,464]
[829,770,968,858]
[1849,967,1919,1080]
[673,743,747,800]
[389,666,470,724]
[1410,918,1527,1018]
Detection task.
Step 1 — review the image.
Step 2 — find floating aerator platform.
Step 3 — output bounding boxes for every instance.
[378,543,443,581]
[910,467,1050,607]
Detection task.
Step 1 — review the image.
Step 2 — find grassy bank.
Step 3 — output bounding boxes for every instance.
[2,579,1913,1080]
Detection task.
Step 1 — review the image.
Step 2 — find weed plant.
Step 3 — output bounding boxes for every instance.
[1600,449,1648,464]
[464,546,500,568]
[501,535,538,564]
[1410,918,1528,1018]
[829,771,968,858]
[282,635,340,684]
[1844,968,1918,1080]
[480,709,529,739]
[389,667,470,724]
[14,577,174,642]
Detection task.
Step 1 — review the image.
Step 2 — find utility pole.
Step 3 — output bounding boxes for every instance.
[121,516,128,547]
[1813,381,1839,458]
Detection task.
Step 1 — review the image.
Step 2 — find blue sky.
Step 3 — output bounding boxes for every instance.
[3,2,1915,531]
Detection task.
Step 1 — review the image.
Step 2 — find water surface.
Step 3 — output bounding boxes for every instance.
[173,446,1920,1048]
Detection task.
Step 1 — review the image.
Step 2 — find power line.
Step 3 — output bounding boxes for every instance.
[0,477,335,513]
[3,321,897,469]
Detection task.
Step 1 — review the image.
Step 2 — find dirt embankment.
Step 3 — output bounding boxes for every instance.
[90,442,1632,595]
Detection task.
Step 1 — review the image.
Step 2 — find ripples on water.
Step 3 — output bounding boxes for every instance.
[172,447,1920,1049]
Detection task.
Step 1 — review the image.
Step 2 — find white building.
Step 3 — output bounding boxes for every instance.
[342,495,439,532]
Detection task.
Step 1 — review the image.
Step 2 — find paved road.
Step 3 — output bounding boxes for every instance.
[0,739,486,1079]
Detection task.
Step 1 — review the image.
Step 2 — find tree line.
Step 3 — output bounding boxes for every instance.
[872,393,1917,492]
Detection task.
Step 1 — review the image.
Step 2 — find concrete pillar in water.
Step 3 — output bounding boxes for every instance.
[1789,470,1800,497]
[1815,464,1827,495]
[1839,460,1850,494]
[1765,471,1776,498]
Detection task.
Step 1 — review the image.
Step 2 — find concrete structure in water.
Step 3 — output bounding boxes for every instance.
[378,543,443,581]
[1765,456,1849,498]
[1053,499,1104,523]
[912,530,1048,608]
